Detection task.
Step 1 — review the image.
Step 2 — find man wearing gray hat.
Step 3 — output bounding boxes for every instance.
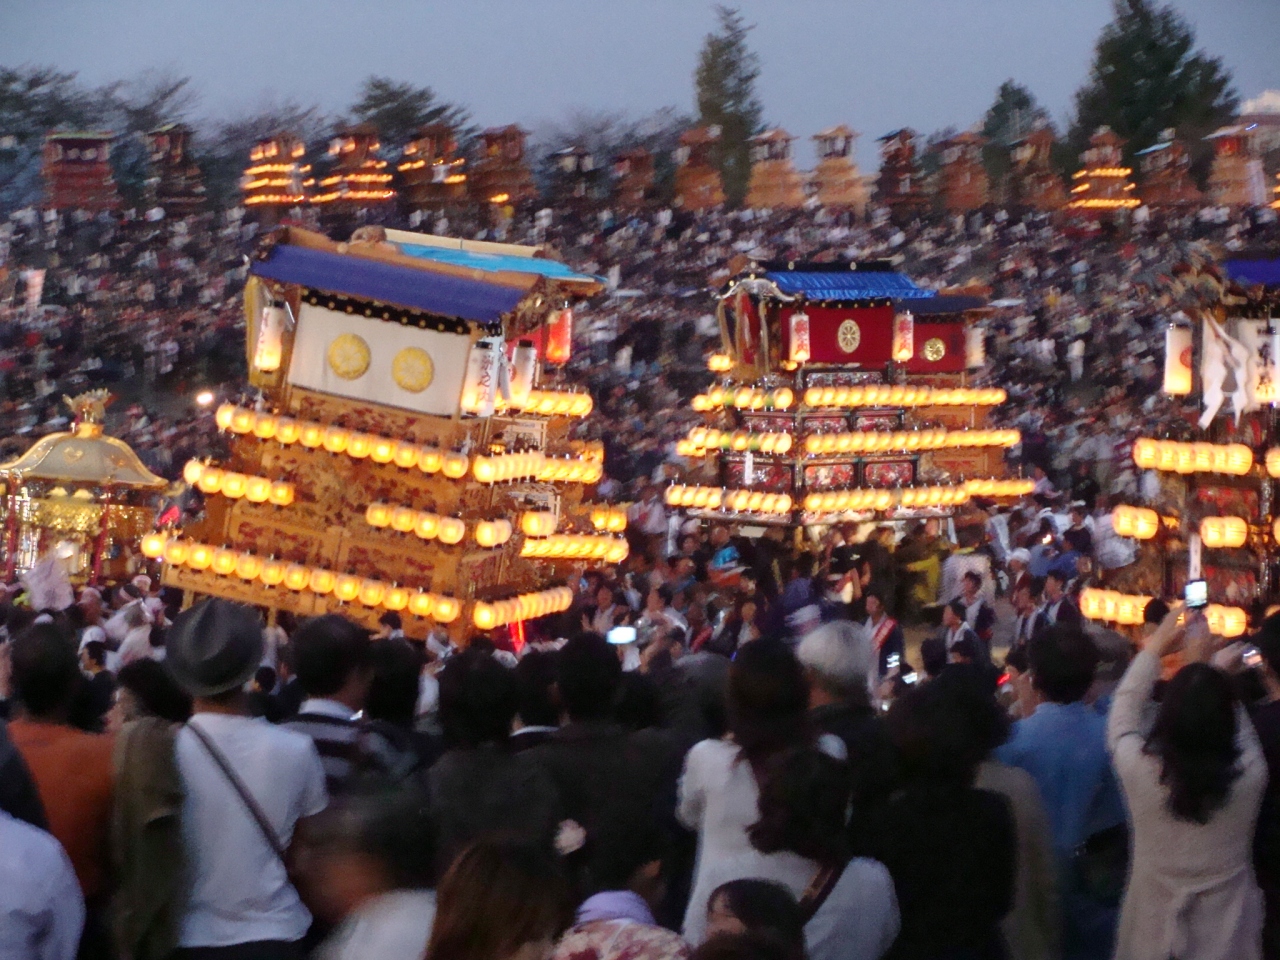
[167,599,327,959]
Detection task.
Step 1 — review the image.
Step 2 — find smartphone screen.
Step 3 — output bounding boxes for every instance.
[1184,579,1208,609]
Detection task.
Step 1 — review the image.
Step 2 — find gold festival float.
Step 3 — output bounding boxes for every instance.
[151,226,606,641]
[0,391,165,583]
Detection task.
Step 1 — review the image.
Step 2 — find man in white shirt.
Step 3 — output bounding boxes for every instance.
[0,808,84,960]
[166,599,328,959]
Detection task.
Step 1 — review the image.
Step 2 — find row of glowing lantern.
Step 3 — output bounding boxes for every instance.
[520,535,630,562]
[140,535,462,622]
[1132,439,1253,476]
[664,486,794,514]
[364,503,481,546]
[803,485,971,513]
[474,587,575,630]
[1112,506,1280,549]
[677,431,794,457]
[803,386,1007,409]
[964,478,1036,497]
[216,404,473,478]
[801,428,1019,457]
[472,452,604,485]
[692,387,795,412]
[501,390,594,418]
[182,461,295,506]
[1079,587,1248,637]
[588,506,628,533]
[1267,449,1280,478]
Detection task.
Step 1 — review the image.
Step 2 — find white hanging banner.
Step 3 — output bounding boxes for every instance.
[1162,324,1192,395]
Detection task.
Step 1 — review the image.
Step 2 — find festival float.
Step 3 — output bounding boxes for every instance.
[0,391,165,583]
[150,226,609,642]
[1087,253,1280,638]
[666,260,1030,534]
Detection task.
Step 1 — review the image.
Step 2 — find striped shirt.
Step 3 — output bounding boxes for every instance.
[284,699,362,794]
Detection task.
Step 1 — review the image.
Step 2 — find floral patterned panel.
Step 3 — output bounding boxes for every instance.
[726,456,794,492]
[855,413,902,432]
[798,413,852,435]
[863,459,915,488]
[802,371,883,388]
[1172,561,1258,606]
[803,461,857,490]
[1193,485,1260,522]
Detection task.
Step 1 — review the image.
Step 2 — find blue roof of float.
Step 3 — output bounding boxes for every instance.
[250,244,527,323]
[763,269,937,301]
[398,243,601,283]
[1224,258,1280,287]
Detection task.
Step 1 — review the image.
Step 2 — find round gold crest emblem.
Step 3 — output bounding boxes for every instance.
[327,334,371,380]
[836,319,861,354]
[392,347,435,393]
[923,337,947,362]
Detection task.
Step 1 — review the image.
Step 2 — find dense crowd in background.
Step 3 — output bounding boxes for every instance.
[3,193,1280,960]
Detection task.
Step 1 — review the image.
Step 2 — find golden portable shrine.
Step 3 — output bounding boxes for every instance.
[0,391,166,584]
[666,261,1031,530]
[148,226,610,641]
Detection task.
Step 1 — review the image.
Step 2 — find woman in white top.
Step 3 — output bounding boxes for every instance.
[677,638,818,944]
[1108,603,1266,960]
[697,746,899,960]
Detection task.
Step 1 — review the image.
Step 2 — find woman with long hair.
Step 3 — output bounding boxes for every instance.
[1107,603,1266,959]
[424,840,574,960]
[677,638,816,943]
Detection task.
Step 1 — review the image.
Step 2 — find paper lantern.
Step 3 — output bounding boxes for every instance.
[391,507,418,534]
[473,602,498,631]
[140,532,167,559]
[433,596,461,623]
[334,573,362,603]
[300,423,326,448]
[545,307,573,364]
[253,301,287,372]
[187,543,214,571]
[244,477,272,503]
[965,325,986,369]
[370,437,396,464]
[197,467,223,495]
[230,408,256,434]
[438,517,466,545]
[383,585,410,612]
[1163,324,1193,395]
[414,513,441,540]
[235,553,263,581]
[260,558,286,587]
[252,414,278,440]
[473,457,497,483]
[268,482,294,507]
[366,502,393,528]
[215,404,237,431]
[418,448,444,474]
[461,339,500,416]
[275,418,301,445]
[389,445,419,471]
[1200,515,1247,549]
[183,460,205,486]
[308,568,336,595]
[788,311,811,364]
[892,311,914,362]
[283,564,311,591]
[442,452,469,479]
[346,433,373,459]
[407,592,435,618]
[510,340,539,408]
[358,580,386,607]
[1227,444,1253,476]
[322,426,350,454]
[220,473,248,499]
[211,548,238,577]
[163,539,190,566]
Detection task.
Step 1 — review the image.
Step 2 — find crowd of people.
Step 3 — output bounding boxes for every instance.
[4,545,1280,960]
[3,183,1280,959]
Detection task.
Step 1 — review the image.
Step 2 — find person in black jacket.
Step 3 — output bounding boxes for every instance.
[0,718,46,829]
[861,679,1016,959]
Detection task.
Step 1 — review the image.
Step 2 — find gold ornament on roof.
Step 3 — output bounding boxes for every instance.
[392,347,435,393]
[837,319,861,353]
[328,334,371,380]
[923,337,947,362]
